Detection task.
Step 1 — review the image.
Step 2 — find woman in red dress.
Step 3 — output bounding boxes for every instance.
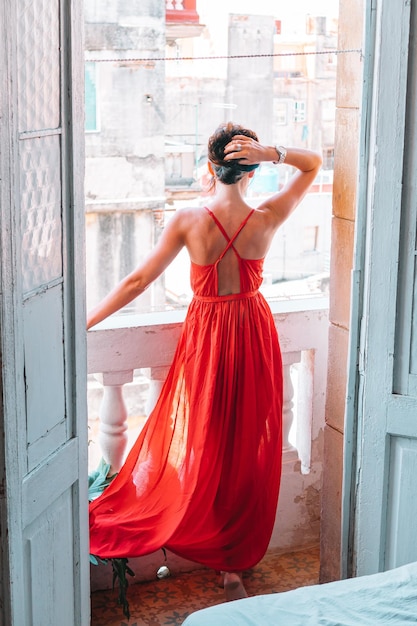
[88,123,322,600]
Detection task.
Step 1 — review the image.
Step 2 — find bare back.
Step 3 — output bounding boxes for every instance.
[184,205,277,296]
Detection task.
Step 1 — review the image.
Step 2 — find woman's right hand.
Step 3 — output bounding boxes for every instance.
[223,135,275,166]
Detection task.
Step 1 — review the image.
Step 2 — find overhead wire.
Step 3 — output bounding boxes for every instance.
[86,49,362,63]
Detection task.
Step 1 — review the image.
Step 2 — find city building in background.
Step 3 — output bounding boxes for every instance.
[84,0,336,313]
[84,0,168,313]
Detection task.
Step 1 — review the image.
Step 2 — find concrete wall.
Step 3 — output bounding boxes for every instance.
[227,14,275,144]
[320,0,364,583]
[84,0,166,311]
[273,29,338,151]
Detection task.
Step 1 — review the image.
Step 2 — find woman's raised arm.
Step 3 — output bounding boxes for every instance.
[224,135,322,226]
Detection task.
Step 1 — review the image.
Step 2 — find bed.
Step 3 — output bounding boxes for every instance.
[182,562,417,625]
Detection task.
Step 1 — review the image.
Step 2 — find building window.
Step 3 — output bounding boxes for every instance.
[323,147,335,170]
[166,153,182,179]
[306,15,327,35]
[277,50,302,77]
[322,98,336,122]
[294,100,306,123]
[303,226,319,253]
[85,62,99,132]
[274,101,288,125]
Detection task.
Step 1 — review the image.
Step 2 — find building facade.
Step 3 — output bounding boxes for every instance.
[84,0,167,313]
[85,3,336,314]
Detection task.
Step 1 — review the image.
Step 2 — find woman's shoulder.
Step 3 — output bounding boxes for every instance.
[250,203,279,227]
[166,206,203,227]
[166,206,208,241]
[171,206,203,220]
[253,194,289,230]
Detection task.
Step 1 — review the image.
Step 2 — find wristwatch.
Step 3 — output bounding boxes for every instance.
[273,145,287,165]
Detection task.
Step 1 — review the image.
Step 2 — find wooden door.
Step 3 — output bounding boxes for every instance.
[0,0,89,624]
[344,0,417,576]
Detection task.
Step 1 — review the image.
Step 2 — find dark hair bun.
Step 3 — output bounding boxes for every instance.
[208,122,258,186]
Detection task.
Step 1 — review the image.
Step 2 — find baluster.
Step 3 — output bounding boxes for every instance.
[282,352,301,451]
[145,366,170,416]
[166,1,174,10]
[296,350,314,474]
[96,370,133,472]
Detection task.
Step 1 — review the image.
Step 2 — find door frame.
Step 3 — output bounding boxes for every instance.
[341,0,414,578]
[341,0,376,579]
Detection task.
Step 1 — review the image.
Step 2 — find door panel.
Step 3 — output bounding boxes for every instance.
[17,0,61,132]
[350,0,417,576]
[0,0,89,623]
[385,437,417,569]
[24,492,75,626]
[23,288,67,471]
[387,0,417,568]
[20,135,63,294]
[393,0,417,399]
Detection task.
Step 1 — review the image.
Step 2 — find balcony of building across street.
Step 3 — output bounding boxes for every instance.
[166,0,203,41]
[87,295,329,590]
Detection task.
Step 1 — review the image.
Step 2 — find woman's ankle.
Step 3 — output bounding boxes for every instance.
[222,572,248,601]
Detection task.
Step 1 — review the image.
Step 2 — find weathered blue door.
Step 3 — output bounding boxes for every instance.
[0,0,89,624]
[345,0,417,576]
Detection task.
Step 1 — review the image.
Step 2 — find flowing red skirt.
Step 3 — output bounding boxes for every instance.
[89,290,282,572]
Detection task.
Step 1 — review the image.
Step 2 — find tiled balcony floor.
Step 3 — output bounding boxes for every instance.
[91,544,320,625]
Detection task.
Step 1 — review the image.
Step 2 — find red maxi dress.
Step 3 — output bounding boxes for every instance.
[89,207,283,572]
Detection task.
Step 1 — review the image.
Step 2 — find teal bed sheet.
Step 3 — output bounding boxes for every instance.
[182,562,417,625]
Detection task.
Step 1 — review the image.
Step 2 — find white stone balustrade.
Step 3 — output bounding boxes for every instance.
[87,300,328,473]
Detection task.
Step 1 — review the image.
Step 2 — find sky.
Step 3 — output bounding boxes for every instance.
[196,0,339,33]
[195,0,339,55]
[197,0,339,18]
[188,0,339,78]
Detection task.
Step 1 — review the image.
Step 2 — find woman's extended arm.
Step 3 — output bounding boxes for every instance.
[224,136,322,225]
[87,212,185,329]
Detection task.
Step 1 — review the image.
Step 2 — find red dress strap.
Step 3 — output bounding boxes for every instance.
[203,207,255,261]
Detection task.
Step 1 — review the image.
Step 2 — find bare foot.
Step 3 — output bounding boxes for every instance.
[222,572,248,601]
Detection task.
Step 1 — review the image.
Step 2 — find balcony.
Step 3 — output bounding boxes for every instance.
[166,0,204,42]
[87,297,328,589]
